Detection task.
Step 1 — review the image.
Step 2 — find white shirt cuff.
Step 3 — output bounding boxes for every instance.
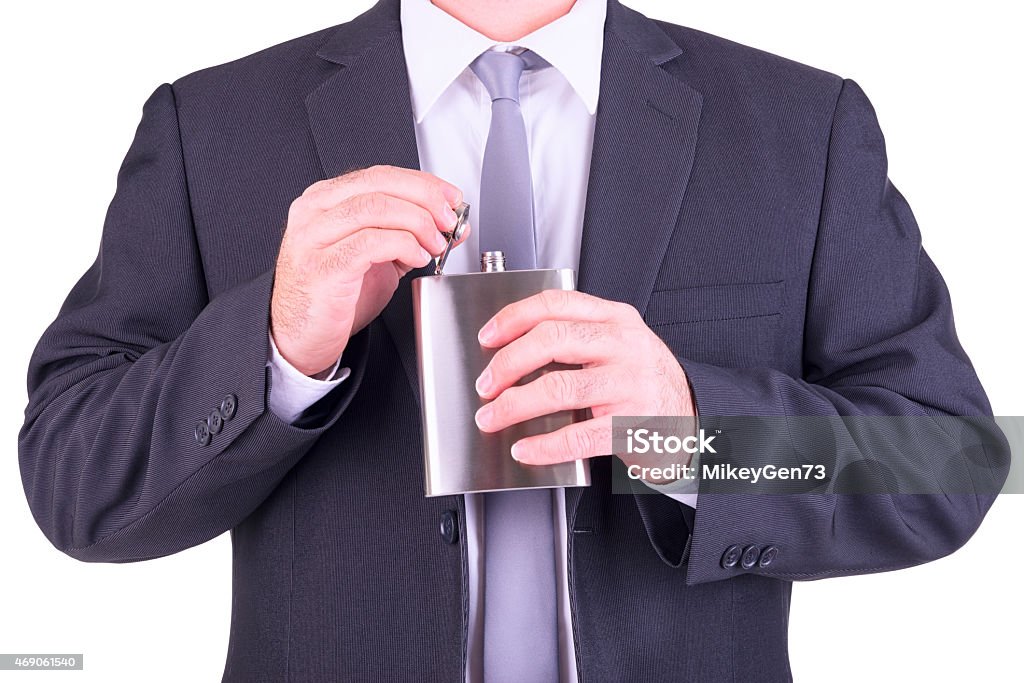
[266,332,350,424]
[638,410,702,509]
[639,458,699,509]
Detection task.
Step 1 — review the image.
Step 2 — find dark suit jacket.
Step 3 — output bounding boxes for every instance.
[19,1,1008,680]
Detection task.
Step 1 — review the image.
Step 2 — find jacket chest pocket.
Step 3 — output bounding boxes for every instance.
[642,281,784,368]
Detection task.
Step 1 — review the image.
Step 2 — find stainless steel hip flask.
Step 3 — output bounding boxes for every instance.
[412,246,592,497]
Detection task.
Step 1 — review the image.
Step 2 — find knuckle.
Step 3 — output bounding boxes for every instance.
[616,300,641,322]
[285,197,307,231]
[322,240,354,274]
[604,327,622,351]
[430,179,448,200]
[641,325,664,352]
[354,192,389,219]
[492,347,516,376]
[356,228,383,256]
[361,164,391,185]
[492,390,516,422]
[432,181,453,208]
[545,371,578,404]
[329,199,356,226]
[566,427,596,456]
[436,199,452,223]
[608,365,630,392]
[577,369,601,400]
[417,208,435,234]
[339,237,363,266]
[399,230,420,251]
[538,320,567,346]
[539,289,570,314]
[301,179,327,196]
[346,230,377,262]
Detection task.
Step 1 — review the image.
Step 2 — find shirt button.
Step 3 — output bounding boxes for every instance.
[219,394,238,420]
[440,510,459,545]
[740,544,761,569]
[721,544,742,568]
[208,409,224,435]
[195,420,211,447]
[759,545,779,568]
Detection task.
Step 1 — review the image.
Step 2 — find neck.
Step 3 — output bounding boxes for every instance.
[431,0,577,41]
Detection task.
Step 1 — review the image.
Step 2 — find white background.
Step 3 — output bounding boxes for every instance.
[1,1,1021,681]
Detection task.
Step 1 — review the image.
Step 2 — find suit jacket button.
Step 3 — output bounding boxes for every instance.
[740,544,761,569]
[195,420,211,447]
[208,409,224,435]
[759,545,778,568]
[219,394,238,420]
[721,544,742,568]
[440,510,459,545]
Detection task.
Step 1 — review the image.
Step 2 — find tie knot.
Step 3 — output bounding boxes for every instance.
[470,50,543,104]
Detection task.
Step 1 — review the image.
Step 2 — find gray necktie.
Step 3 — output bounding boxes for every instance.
[471,49,544,270]
[471,49,559,682]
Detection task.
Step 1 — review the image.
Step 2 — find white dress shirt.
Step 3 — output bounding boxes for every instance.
[265,0,696,679]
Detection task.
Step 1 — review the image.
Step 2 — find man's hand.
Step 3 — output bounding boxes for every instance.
[473,290,696,479]
[271,165,466,377]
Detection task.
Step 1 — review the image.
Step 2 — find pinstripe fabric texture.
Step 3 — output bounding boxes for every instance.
[19,1,1005,681]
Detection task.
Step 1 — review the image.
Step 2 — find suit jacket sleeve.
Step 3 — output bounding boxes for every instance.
[18,83,368,563]
[643,78,1009,584]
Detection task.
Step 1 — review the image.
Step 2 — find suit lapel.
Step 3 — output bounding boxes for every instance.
[576,2,703,306]
[305,0,432,405]
[567,1,705,518]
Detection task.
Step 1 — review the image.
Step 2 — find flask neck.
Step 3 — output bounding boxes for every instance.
[480,251,506,273]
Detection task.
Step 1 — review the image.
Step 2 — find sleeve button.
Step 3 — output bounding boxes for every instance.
[208,409,224,435]
[721,544,742,568]
[740,544,761,569]
[195,420,211,447]
[758,545,778,568]
[219,394,238,420]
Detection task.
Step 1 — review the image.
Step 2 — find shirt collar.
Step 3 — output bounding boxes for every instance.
[400,0,607,122]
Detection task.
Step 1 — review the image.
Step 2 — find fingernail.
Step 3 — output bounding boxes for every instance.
[434,232,448,251]
[511,442,524,461]
[475,404,492,430]
[475,367,492,395]
[478,320,497,345]
[443,204,458,225]
[419,248,432,264]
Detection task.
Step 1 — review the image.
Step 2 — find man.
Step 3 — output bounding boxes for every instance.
[18,0,1007,680]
